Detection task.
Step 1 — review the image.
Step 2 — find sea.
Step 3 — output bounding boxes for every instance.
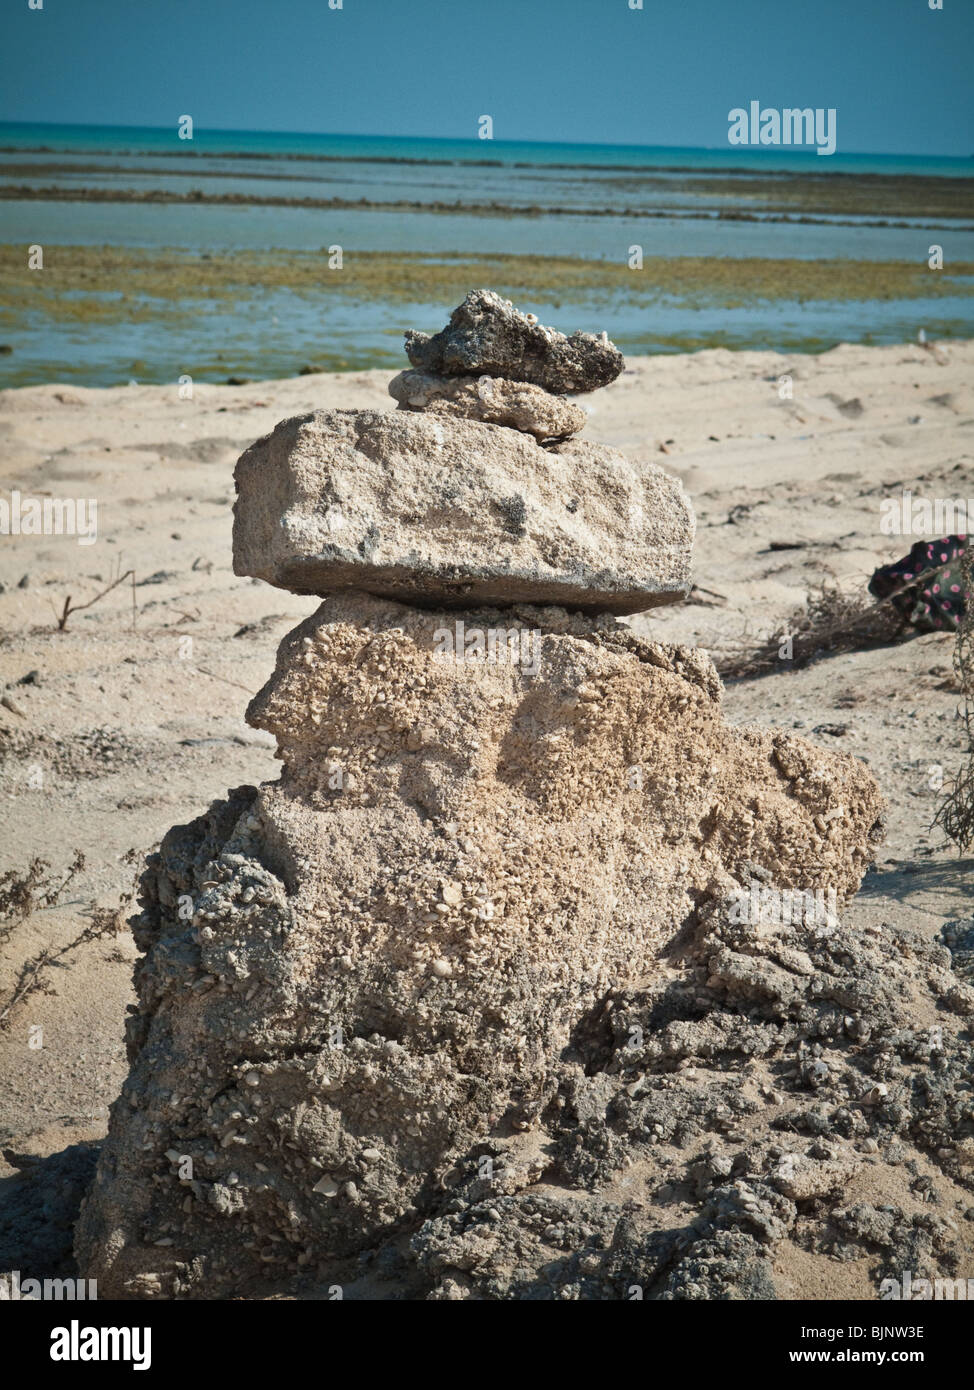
[1,122,972,386]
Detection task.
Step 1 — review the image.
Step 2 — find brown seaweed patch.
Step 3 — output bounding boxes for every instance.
[2,247,973,334]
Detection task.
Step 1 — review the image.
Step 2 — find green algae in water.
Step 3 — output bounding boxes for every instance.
[4,246,974,316]
[2,245,973,386]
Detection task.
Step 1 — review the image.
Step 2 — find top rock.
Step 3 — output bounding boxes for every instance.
[404,289,624,394]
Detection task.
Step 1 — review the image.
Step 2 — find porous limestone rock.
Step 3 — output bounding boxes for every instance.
[388,368,586,442]
[232,409,693,613]
[77,289,959,1302]
[75,592,885,1298]
[404,289,624,394]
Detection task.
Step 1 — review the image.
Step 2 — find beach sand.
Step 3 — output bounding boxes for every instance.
[2,337,973,1294]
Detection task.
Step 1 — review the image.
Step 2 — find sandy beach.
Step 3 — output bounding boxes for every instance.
[2,336,973,1297]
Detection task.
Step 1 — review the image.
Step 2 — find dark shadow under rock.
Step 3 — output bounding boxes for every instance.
[0,1141,100,1281]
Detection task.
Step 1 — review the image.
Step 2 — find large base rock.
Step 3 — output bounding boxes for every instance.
[75,594,884,1298]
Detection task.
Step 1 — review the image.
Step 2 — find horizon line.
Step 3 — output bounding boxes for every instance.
[0,118,967,163]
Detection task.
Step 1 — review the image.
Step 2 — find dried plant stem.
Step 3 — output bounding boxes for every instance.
[52,567,135,633]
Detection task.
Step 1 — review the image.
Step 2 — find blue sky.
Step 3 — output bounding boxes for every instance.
[0,0,971,155]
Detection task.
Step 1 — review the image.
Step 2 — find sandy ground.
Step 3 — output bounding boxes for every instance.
[1,339,973,1289]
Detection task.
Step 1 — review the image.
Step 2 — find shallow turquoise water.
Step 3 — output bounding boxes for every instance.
[3,122,973,177]
[1,123,972,386]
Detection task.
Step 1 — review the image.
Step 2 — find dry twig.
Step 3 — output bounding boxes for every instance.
[51,564,135,633]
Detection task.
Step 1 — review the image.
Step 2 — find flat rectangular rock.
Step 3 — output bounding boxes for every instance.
[232,409,694,613]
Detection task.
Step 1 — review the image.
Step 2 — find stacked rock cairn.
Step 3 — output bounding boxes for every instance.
[76,291,883,1298]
